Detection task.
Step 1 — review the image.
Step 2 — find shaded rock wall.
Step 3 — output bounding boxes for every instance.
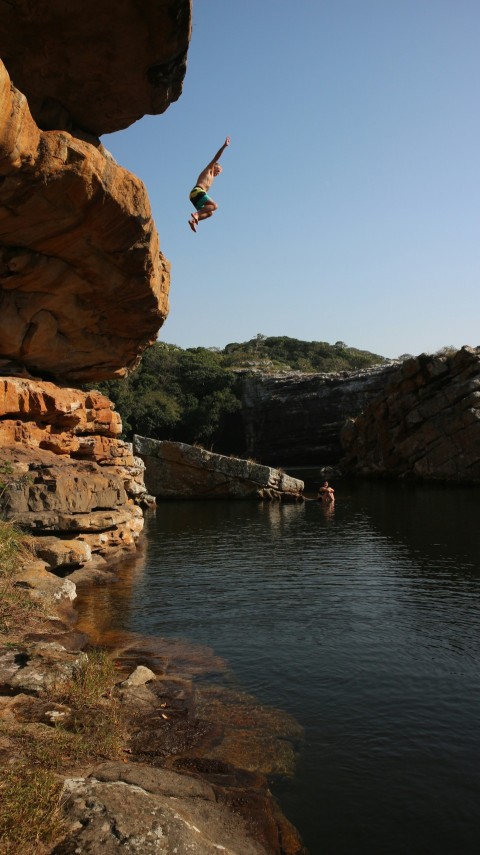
[0,0,192,138]
[134,436,305,500]
[240,366,397,466]
[341,347,480,482]
[0,379,148,571]
[0,59,170,383]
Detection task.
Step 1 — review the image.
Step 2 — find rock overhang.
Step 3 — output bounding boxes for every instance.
[0,0,192,138]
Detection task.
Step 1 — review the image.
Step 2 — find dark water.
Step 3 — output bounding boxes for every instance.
[81,479,480,854]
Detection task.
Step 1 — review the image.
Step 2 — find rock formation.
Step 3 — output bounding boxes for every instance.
[0,0,192,138]
[341,347,480,482]
[1,378,149,573]
[240,365,397,466]
[59,764,269,854]
[134,436,305,500]
[0,59,170,383]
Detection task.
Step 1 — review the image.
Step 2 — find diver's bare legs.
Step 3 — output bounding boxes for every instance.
[188,201,218,232]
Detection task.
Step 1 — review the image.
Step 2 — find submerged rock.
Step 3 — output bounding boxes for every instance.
[133,436,305,500]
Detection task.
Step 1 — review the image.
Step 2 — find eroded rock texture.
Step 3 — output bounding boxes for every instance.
[59,766,269,855]
[341,347,480,482]
[0,60,170,382]
[0,0,192,137]
[134,436,305,500]
[0,378,148,570]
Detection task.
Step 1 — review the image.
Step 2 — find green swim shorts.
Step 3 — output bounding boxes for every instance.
[189,185,211,211]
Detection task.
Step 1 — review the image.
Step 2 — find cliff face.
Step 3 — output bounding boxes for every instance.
[0,378,147,571]
[0,59,170,383]
[0,3,192,566]
[341,347,480,483]
[240,366,397,466]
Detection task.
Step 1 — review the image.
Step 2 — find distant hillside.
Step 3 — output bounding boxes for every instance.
[91,336,388,450]
[221,335,387,373]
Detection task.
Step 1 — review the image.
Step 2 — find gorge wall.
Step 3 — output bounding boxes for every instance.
[341,347,480,483]
[240,348,480,485]
[240,365,398,466]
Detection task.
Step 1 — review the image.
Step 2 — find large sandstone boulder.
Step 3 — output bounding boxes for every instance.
[341,346,480,482]
[0,59,169,382]
[0,378,148,567]
[0,0,191,138]
[134,436,305,500]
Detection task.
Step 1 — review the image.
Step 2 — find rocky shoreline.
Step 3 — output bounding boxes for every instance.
[1,546,307,854]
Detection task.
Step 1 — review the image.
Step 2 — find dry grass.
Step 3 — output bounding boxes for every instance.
[0,762,65,855]
[0,519,39,636]
[0,651,127,852]
[55,648,126,761]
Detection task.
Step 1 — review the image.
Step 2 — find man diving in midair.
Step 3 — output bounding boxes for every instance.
[188,136,230,232]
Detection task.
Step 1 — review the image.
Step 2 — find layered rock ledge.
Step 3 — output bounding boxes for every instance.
[134,436,305,500]
[341,346,480,482]
[0,378,149,575]
[0,59,169,382]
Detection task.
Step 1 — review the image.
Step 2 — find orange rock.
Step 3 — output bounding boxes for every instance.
[0,60,170,382]
[0,378,150,565]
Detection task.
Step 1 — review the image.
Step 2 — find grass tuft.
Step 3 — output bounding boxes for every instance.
[0,762,65,854]
[0,519,38,635]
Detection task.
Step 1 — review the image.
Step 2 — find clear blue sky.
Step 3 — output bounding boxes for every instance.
[105,0,479,359]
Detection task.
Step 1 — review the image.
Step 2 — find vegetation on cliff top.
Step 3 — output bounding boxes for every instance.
[94,335,386,450]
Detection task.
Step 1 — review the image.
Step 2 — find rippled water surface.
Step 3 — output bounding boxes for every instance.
[82,479,480,854]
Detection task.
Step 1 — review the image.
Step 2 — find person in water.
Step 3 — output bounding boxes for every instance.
[317,481,335,503]
[188,136,230,232]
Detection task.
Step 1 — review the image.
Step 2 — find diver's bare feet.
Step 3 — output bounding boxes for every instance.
[188,218,197,232]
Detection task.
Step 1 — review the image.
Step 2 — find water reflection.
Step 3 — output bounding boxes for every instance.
[75,541,147,644]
